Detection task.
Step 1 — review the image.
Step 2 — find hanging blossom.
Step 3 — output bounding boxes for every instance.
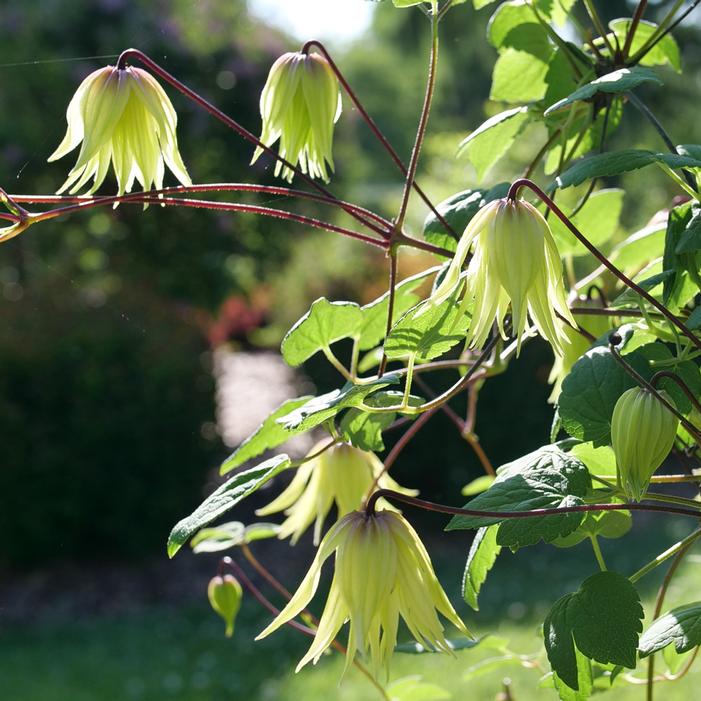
[48,65,191,195]
[256,509,471,677]
[429,198,576,355]
[256,439,417,545]
[251,51,341,183]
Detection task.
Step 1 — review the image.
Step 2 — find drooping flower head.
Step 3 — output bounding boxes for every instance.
[256,509,471,677]
[430,198,575,355]
[48,65,191,195]
[611,387,679,501]
[251,51,342,183]
[256,439,417,545]
[207,574,243,638]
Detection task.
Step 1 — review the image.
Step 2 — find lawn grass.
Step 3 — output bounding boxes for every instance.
[2,518,701,700]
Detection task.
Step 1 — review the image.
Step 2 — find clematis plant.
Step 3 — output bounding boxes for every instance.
[6,2,701,700]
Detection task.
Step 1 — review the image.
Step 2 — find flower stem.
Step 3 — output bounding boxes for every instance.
[33,194,388,249]
[395,8,439,232]
[301,40,459,242]
[114,48,388,238]
[508,179,701,352]
[366,489,701,521]
[379,250,399,377]
[622,0,648,60]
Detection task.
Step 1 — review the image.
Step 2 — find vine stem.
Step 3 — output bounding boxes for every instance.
[301,40,459,242]
[378,250,398,377]
[114,48,387,237]
[589,534,608,571]
[395,6,439,233]
[508,179,701,352]
[32,194,388,249]
[622,0,648,60]
[10,183,392,231]
[365,488,701,520]
[651,370,701,415]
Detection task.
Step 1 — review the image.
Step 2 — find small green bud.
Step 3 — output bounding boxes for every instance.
[207,574,243,638]
[611,387,679,501]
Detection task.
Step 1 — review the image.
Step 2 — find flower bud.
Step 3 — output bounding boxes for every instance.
[207,574,243,638]
[49,65,191,196]
[251,51,341,182]
[611,387,679,501]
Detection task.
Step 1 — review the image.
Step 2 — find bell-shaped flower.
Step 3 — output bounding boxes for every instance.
[430,198,575,355]
[48,65,191,195]
[611,387,679,501]
[256,440,416,545]
[207,574,243,638]
[251,51,341,183]
[256,509,471,677]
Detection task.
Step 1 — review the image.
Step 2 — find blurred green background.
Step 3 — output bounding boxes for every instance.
[1,0,701,699]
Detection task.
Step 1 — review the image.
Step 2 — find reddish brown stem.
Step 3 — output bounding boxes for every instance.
[365,489,701,520]
[302,40,459,242]
[34,195,388,249]
[114,48,388,238]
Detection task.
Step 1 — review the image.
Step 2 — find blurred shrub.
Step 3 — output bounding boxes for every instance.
[0,284,218,566]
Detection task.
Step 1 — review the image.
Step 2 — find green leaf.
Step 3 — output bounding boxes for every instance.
[609,222,666,272]
[552,508,632,548]
[423,183,509,252]
[190,521,281,553]
[384,297,471,362]
[556,149,701,189]
[609,19,681,72]
[458,107,531,181]
[663,202,701,307]
[609,270,675,309]
[387,676,451,701]
[462,525,501,610]
[640,603,701,657]
[446,445,592,548]
[544,572,643,690]
[358,268,437,350]
[461,474,495,496]
[277,375,400,432]
[558,346,648,446]
[487,1,538,49]
[490,47,552,102]
[168,454,291,558]
[549,189,624,256]
[674,208,701,254]
[544,67,662,116]
[395,639,483,654]
[392,0,426,6]
[339,391,423,451]
[220,396,313,474]
[569,442,616,477]
[281,297,362,367]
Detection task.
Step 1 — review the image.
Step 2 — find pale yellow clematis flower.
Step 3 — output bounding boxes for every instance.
[256,440,417,545]
[48,65,191,195]
[430,197,576,355]
[251,51,341,183]
[256,509,472,677]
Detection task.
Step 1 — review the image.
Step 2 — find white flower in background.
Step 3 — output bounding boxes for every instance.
[49,65,191,195]
[251,51,341,182]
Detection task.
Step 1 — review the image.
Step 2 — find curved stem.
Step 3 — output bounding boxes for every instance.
[622,0,648,60]
[11,183,392,231]
[651,370,701,415]
[365,488,701,520]
[589,534,608,571]
[33,194,388,249]
[629,527,701,584]
[609,340,701,443]
[508,179,701,351]
[114,49,387,237]
[379,250,398,377]
[395,9,439,232]
[302,40,458,242]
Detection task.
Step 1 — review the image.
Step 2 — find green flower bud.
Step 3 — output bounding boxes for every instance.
[207,574,243,638]
[251,51,341,183]
[611,387,679,501]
